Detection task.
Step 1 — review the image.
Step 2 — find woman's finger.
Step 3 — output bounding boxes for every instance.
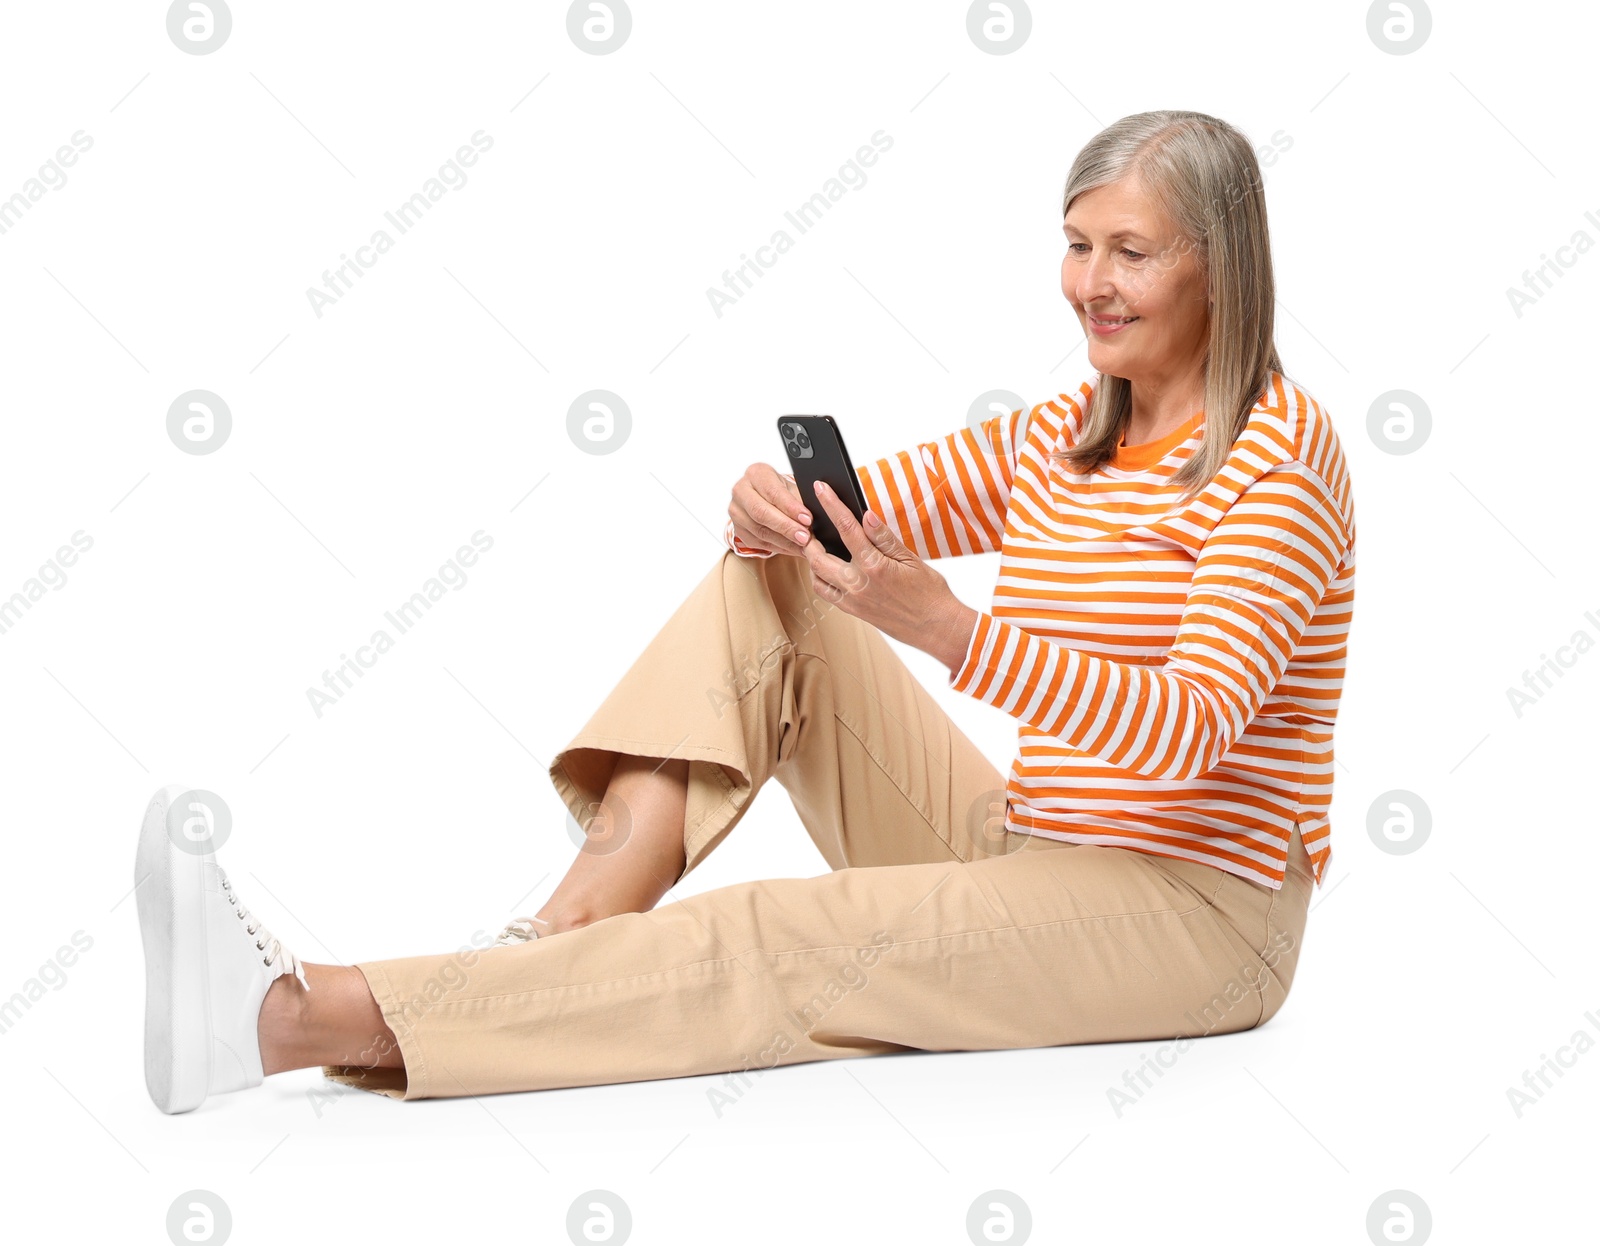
[731,503,804,556]
[809,558,842,600]
[812,482,871,568]
[729,465,815,555]
[753,464,810,523]
[758,465,808,515]
[751,494,811,549]
[727,491,789,555]
[732,511,803,557]
[799,522,850,595]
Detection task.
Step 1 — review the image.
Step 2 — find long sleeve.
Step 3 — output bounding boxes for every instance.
[947,461,1351,780]
[725,399,1035,561]
[854,403,1035,560]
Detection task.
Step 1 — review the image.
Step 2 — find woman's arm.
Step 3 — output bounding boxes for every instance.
[946,461,1353,779]
[852,403,1035,560]
[724,401,1040,561]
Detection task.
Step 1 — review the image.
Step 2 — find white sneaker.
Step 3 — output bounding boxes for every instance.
[135,784,309,1115]
[493,915,548,946]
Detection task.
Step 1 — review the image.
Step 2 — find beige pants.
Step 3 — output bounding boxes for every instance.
[328,550,1315,1100]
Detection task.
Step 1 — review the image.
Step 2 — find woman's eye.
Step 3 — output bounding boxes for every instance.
[1065,242,1146,260]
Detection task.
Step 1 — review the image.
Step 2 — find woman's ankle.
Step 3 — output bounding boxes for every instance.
[257,972,312,1075]
[257,964,400,1075]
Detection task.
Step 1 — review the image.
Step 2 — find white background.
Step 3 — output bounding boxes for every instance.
[1,1,1595,1242]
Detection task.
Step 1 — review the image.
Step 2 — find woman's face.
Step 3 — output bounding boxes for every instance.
[1061,173,1209,386]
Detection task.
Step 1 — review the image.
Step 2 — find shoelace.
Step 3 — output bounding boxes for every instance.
[494,916,549,945]
[219,868,310,990]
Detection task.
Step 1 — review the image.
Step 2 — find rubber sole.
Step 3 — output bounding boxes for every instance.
[134,784,213,1115]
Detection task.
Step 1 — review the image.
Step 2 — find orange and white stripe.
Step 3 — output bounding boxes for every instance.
[726,371,1356,890]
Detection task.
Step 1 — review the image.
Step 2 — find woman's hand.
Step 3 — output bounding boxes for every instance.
[728,462,811,557]
[803,481,980,675]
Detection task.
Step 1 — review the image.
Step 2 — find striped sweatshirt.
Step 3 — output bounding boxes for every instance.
[724,371,1356,890]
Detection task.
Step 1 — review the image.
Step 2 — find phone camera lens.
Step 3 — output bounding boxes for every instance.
[782,422,813,459]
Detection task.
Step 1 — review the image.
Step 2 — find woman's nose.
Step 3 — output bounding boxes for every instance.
[1072,251,1115,306]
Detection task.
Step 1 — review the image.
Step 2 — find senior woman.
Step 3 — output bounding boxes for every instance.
[136,108,1355,1112]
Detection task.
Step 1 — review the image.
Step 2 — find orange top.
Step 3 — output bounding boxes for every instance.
[1112,407,1205,470]
[726,372,1356,890]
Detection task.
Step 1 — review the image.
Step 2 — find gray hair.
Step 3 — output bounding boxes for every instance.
[1053,110,1285,498]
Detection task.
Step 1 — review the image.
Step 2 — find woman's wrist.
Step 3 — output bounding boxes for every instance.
[936,602,980,676]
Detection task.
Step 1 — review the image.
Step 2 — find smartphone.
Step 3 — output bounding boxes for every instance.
[776,416,870,561]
